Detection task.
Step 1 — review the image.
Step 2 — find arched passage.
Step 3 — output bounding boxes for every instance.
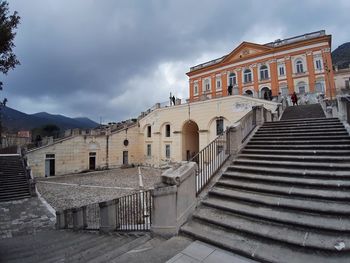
[182,120,199,161]
[260,86,271,99]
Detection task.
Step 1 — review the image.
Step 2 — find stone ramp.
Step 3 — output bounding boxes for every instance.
[280,104,325,120]
[181,117,350,262]
[0,197,55,239]
[0,230,191,263]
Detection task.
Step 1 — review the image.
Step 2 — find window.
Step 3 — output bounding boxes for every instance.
[315,59,322,70]
[229,73,236,86]
[298,86,306,94]
[245,90,253,96]
[296,60,304,73]
[194,83,198,95]
[165,144,171,159]
[147,126,151,138]
[279,65,285,76]
[203,78,210,92]
[46,154,55,159]
[315,82,324,93]
[147,144,151,157]
[346,80,350,89]
[216,77,222,90]
[165,124,171,137]
[280,87,289,96]
[259,65,269,80]
[244,69,252,83]
[216,119,224,135]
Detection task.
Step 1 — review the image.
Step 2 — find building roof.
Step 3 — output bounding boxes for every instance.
[188,30,329,74]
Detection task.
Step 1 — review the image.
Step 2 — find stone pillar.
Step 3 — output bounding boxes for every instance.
[55,211,66,229]
[253,105,264,126]
[151,162,197,237]
[228,123,242,155]
[82,206,88,229]
[99,200,117,233]
[72,207,85,230]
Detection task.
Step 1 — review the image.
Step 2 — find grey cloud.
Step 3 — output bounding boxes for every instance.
[2,0,350,122]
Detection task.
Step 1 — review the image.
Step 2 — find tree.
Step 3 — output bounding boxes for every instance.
[0,1,20,148]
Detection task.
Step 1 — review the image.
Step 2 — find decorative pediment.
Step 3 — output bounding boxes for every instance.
[222,42,273,63]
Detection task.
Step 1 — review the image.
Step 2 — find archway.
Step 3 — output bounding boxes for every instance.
[260,86,271,99]
[182,120,199,161]
[245,89,253,97]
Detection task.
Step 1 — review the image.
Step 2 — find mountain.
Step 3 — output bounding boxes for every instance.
[2,106,99,132]
[332,42,350,69]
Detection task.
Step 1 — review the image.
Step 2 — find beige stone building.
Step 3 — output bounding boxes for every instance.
[27,123,143,177]
[26,95,279,177]
[334,66,350,94]
[139,95,278,167]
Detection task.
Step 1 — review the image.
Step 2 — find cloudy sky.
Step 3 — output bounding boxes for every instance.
[2,0,350,123]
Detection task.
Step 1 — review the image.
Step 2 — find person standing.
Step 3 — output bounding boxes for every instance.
[291,92,298,106]
[228,85,233,95]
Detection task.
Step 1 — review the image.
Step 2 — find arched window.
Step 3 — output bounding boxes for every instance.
[165,124,171,137]
[315,79,325,93]
[244,69,252,83]
[245,90,253,96]
[296,60,304,73]
[260,65,269,80]
[297,81,306,94]
[229,72,236,86]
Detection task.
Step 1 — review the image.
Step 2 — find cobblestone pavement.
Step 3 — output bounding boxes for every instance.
[0,197,55,239]
[36,166,162,210]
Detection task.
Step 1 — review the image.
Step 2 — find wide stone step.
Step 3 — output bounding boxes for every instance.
[222,171,350,188]
[253,132,350,138]
[245,144,350,150]
[259,124,345,131]
[217,178,350,201]
[181,220,349,263]
[247,139,350,145]
[261,121,342,129]
[249,135,350,141]
[202,197,350,232]
[7,232,105,262]
[228,164,350,178]
[210,187,350,215]
[238,153,350,163]
[0,193,31,202]
[255,128,347,135]
[233,159,350,171]
[193,206,350,251]
[264,117,339,125]
[86,235,151,263]
[241,148,350,156]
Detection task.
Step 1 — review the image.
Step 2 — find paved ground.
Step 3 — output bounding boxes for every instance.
[36,166,162,210]
[0,197,55,239]
[167,241,260,263]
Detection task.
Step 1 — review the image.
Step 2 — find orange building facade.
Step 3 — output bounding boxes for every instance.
[187,30,336,102]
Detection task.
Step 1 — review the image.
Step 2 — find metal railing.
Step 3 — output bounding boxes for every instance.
[191,130,230,195]
[57,189,152,232]
[116,190,152,231]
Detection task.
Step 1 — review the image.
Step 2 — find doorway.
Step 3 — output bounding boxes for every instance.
[45,154,55,177]
[89,152,96,170]
[182,120,199,161]
[123,151,129,165]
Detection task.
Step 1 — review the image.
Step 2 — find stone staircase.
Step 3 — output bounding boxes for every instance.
[0,155,31,202]
[0,230,191,263]
[181,116,350,262]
